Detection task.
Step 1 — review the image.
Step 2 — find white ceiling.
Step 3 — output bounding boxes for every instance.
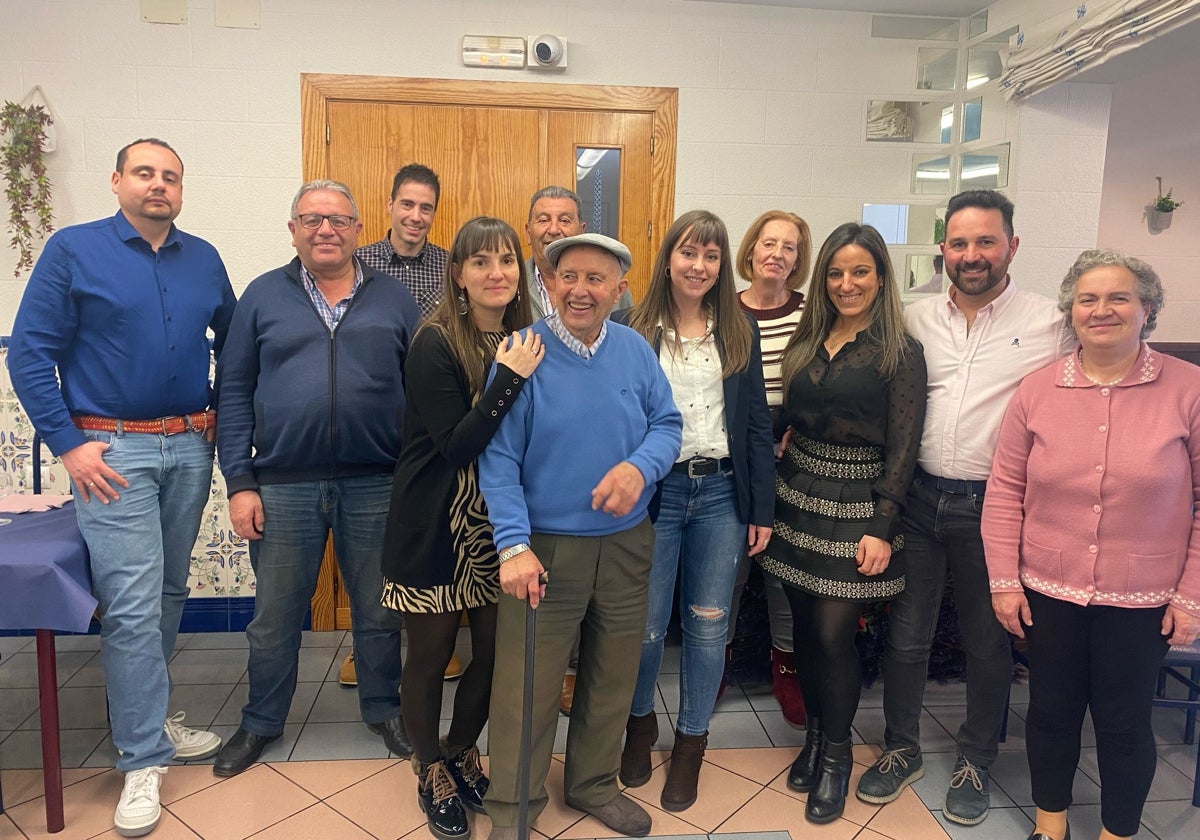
[683,0,992,17]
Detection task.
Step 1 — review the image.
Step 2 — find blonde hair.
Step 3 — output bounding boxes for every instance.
[735,210,812,292]
[627,210,752,377]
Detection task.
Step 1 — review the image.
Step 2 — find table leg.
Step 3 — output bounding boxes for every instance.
[35,629,64,833]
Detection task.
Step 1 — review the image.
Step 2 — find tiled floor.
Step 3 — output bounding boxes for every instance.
[1,630,1197,839]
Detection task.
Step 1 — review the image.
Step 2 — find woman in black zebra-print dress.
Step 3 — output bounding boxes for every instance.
[381,217,544,840]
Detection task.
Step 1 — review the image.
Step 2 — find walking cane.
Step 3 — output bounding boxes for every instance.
[516,570,547,840]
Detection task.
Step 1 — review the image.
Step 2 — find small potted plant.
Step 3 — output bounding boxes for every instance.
[1,101,54,276]
[1148,176,1183,232]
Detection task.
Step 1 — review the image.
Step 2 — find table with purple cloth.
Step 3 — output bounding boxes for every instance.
[0,502,95,833]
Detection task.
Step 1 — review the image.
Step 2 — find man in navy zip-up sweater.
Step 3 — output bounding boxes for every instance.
[213,180,420,777]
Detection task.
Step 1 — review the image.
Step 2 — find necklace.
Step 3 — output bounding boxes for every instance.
[1077,348,1129,386]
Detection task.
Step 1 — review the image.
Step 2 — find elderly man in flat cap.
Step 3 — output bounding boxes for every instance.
[480,233,682,839]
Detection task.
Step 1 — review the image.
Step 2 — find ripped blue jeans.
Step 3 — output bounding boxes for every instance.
[630,468,746,735]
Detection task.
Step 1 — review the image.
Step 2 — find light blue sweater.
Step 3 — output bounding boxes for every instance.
[479,320,682,549]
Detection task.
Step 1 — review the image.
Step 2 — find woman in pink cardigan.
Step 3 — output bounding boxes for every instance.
[981,250,1200,840]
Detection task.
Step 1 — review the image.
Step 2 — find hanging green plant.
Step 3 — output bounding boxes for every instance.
[1,101,54,277]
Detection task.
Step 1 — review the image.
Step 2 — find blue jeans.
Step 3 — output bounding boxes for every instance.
[74,428,215,772]
[242,474,403,734]
[881,472,1012,765]
[631,469,745,735]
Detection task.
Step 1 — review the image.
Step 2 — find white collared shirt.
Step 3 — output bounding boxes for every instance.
[660,326,729,461]
[904,278,1073,480]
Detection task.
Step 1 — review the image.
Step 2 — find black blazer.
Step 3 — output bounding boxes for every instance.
[614,309,776,527]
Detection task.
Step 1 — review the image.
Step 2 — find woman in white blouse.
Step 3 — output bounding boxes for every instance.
[616,210,776,812]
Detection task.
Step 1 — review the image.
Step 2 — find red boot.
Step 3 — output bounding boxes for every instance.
[772,646,807,728]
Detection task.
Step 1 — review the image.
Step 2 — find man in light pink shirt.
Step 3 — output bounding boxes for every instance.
[855,190,1072,825]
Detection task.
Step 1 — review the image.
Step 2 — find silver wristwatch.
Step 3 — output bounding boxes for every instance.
[498,543,531,564]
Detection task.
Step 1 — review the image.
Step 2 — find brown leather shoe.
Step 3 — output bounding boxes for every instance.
[565,792,651,837]
[338,652,357,687]
[559,673,575,716]
[661,730,707,812]
[619,712,658,787]
[444,652,463,681]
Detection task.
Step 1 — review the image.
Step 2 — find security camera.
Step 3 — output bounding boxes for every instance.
[528,34,567,69]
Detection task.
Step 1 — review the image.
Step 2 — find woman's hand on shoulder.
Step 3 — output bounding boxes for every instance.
[856,535,892,576]
[496,328,545,378]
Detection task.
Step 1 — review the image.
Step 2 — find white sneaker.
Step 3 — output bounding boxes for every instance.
[114,766,166,837]
[164,711,221,760]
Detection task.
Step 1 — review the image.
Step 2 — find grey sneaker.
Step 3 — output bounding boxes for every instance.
[856,747,924,804]
[944,754,990,825]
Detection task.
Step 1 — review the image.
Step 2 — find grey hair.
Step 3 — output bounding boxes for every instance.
[290,179,360,220]
[527,185,583,221]
[1057,249,1164,339]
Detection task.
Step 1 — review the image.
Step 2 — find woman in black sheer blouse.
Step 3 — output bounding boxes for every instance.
[758,223,926,824]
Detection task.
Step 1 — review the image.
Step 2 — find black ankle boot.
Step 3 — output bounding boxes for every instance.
[786,716,823,793]
[443,743,488,814]
[806,737,852,824]
[417,760,469,840]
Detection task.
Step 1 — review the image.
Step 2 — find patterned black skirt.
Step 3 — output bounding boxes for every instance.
[758,434,904,603]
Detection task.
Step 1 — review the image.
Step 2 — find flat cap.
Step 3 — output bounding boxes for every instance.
[544,233,632,277]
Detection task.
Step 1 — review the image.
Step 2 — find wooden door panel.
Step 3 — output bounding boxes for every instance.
[547,111,653,300]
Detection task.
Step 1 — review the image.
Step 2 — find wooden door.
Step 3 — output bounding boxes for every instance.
[301,75,677,630]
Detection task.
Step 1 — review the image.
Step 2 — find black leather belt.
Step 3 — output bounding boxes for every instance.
[915,466,988,496]
[672,457,733,479]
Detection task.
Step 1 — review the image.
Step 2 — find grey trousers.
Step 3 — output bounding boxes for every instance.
[484,517,655,826]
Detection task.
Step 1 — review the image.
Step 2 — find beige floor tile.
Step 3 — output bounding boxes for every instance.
[717,786,859,838]
[247,802,376,839]
[856,829,899,840]
[623,756,760,832]
[90,809,202,839]
[167,764,317,839]
[702,746,795,785]
[865,786,950,840]
[269,758,398,800]
[159,764,226,805]
[0,767,109,808]
[325,761,426,839]
[1,814,26,840]
[5,769,125,840]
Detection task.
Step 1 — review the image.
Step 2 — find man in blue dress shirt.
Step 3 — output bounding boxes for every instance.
[10,138,237,837]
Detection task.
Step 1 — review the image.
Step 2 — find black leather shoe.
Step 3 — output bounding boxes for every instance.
[1028,825,1070,840]
[212,727,280,777]
[787,716,823,793]
[367,716,413,758]
[418,761,470,840]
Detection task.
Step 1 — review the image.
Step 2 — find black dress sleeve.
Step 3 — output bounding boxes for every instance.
[405,328,528,469]
[865,336,927,540]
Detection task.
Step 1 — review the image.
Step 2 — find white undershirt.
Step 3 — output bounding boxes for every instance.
[660,327,729,462]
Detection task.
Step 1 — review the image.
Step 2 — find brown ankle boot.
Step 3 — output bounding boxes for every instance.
[661,730,707,812]
[619,712,659,787]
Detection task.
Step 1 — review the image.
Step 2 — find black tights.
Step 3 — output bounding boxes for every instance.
[401,604,497,764]
[785,586,867,743]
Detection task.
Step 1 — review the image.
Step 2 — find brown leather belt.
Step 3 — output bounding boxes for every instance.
[72,410,216,436]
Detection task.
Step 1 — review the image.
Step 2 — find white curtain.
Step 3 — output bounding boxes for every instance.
[999,0,1200,101]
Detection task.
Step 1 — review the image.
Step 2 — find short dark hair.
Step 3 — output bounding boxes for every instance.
[115,138,183,174]
[945,189,1015,240]
[390,163,441,207]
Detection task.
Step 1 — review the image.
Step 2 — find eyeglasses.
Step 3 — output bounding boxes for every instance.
[295,213,357,230]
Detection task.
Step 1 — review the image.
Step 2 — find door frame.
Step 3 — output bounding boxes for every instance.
[300,73,677,263]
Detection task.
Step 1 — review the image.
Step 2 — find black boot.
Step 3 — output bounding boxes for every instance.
[416,759,469,840]
[619,712,659,787]
[443,742,489,814]
[806,737,852,825]
[786,716,823,793]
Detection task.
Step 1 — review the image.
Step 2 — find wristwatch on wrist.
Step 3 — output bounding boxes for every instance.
[498,543,531,564]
